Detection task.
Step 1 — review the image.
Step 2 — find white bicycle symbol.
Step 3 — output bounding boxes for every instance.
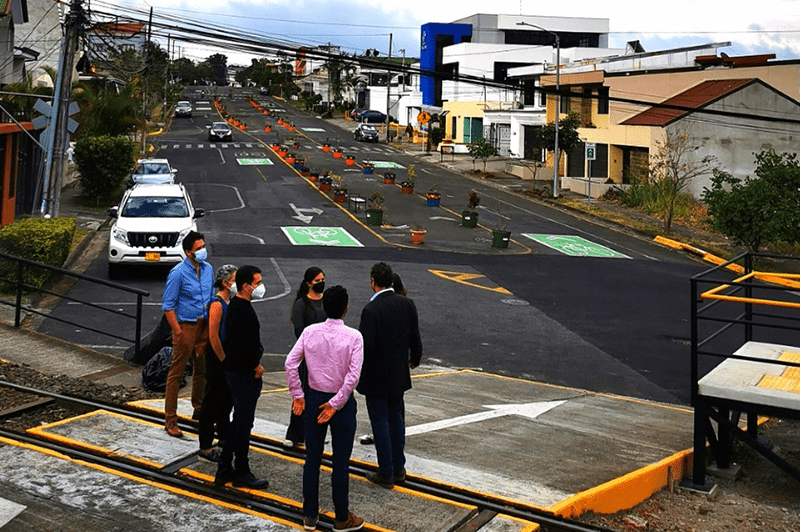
[295,227,341,245]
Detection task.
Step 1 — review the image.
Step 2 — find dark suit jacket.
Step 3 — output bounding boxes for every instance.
[357,290,423,397]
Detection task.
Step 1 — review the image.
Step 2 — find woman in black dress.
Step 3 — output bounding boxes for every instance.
[284,266,327,447]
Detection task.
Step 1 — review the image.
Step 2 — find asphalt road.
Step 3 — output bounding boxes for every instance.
[40,86,709,405]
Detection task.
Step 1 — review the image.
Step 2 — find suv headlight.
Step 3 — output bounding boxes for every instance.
[111,226,129,246]
[177,228,192,245]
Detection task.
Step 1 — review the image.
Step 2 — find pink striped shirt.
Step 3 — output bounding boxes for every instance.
[285,319,363,410]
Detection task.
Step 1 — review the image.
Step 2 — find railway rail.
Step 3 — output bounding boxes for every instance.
[0,380,613,532]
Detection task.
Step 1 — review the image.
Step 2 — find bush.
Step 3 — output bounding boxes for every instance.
[74,135,136,205]
[0,217,76,288]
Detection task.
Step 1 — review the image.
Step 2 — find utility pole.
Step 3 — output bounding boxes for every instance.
[45,0,85,217]
[385,33,392,143]
[400,48,406,92]
[141,7,153,155]
[164,34,170,117]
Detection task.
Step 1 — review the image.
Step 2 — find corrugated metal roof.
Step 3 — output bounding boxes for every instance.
[621,78,756,126]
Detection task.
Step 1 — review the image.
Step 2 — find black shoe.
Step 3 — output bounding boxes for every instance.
[365,471,393,489]
[214,464,234,486]
[199,449,222,463]
[393,469,406,484]
[233,472,269,489]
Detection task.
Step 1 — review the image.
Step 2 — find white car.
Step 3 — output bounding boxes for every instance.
[175,101,192,117]
[107,183,204,277]
[129,159,176,185]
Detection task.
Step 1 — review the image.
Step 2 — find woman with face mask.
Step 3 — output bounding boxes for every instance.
[284,266,327,448]
[197,264,237,463]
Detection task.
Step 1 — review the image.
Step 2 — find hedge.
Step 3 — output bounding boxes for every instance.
[0,217,77,288]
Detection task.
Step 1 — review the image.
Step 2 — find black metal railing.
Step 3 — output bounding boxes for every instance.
[0,251,150,354]
[690,251,800,405]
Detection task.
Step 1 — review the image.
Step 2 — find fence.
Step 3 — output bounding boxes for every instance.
[0,251,150,354]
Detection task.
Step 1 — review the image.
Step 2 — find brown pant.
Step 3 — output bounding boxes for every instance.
[164,320,208,427]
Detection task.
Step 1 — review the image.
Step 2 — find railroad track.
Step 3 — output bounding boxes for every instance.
[0,380,613,532]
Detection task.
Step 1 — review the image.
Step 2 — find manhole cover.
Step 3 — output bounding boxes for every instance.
[501,298,530,306]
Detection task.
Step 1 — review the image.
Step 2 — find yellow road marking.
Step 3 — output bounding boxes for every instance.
[429,269,512,294]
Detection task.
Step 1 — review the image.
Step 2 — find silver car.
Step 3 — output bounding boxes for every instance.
[175,101,192,117]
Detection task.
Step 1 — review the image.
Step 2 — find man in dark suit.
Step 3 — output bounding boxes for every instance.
[357,262,422,489]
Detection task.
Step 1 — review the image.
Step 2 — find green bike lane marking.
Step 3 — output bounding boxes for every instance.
[281,227,364,247]
[522,234,630,258]
[364,161,405,169]
[236,158,274,165]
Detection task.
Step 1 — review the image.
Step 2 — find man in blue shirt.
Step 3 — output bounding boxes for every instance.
[162,231,214,437]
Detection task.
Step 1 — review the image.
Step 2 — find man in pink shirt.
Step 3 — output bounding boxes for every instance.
[285,285,364,532]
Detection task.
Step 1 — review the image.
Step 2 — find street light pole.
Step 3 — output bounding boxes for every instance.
[517,22,560,197]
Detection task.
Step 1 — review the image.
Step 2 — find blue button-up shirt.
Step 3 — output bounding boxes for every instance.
[161,258,214,322]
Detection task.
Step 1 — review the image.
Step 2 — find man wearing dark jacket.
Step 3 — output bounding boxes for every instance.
[357,262,422,489]
[214,265,269,489]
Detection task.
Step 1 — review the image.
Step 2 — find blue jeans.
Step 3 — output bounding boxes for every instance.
[303,389,357,522]
[365,393,405,479]
[220,370,262,474]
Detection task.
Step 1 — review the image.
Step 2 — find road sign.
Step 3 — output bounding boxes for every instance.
[281,227,363,247]
[522,234,629,258]
[417,111,431,124]
[585,143,596,161]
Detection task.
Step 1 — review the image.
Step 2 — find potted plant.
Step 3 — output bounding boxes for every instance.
[285,153,296,165]
[322,142,331,153]
[426,184,441,206]
[277,145,288,157]
[410,222,427,245]
[264,124,272,132]
[291,138,300,149]
[319,172,333,192]
[491,202,511,248]
[462,190,480,227]
[401,165,415,194]
[383,171,396,185]
[345,154,356,166]
[365,191,385,226]
[309,169,319,182]
[332,147,343,159]
[293,156,305,170]
[331,174,348,203]
[363,162,374,174]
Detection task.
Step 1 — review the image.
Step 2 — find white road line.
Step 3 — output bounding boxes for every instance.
[191,183,244,212]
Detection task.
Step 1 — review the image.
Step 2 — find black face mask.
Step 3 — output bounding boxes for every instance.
[311,281,325,294]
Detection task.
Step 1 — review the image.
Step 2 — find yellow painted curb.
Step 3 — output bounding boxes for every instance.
[549,449,691,518]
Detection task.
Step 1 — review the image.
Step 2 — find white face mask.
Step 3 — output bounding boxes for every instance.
[229,282,237,296]
[251,284,266,300]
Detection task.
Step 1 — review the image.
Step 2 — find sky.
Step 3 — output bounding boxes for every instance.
[102,0,800,65]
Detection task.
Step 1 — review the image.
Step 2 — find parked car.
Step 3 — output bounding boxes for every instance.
[208,122,233,142]
[354,123,379,142]
[359,110,395,123]
[175,101,192,117]
[107,183,204,278]
[129,159,176,186]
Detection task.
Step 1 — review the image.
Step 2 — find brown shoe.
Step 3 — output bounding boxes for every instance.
[333,511,364,531]
[165,422,183,438]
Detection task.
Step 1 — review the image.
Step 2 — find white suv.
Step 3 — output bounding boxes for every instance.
[107,183,204,277]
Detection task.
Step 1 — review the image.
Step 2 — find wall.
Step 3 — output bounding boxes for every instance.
[669,82,800,197]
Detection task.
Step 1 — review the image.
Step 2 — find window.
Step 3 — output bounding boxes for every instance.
[597,87,609,115]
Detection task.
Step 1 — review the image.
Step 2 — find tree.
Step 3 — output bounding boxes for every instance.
[529,112,581,183]
[73,80,143,138]
[73,135,136,204]
[648,129,717,233]
[467,138,498,171]
[703,150,800,252]
[206,53,228,86]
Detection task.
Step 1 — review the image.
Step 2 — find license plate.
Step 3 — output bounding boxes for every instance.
[145,252,161,261]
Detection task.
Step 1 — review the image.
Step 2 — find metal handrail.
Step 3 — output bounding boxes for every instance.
[0,250,150,354]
